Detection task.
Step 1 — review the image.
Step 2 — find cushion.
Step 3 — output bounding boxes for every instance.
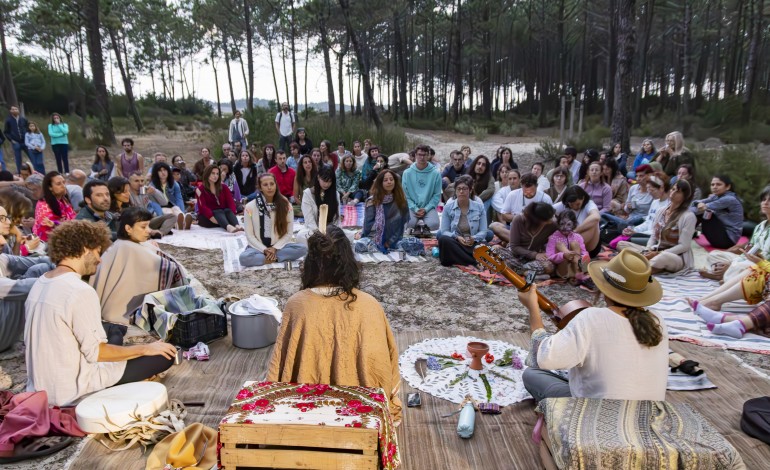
[75,382,168,433]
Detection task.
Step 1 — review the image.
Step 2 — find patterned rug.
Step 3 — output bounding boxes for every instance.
[650,270,770,354]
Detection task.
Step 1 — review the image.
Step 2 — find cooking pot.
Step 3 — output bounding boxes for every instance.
[228,298,280,349]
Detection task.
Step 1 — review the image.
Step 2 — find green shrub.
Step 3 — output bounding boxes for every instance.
[719,122,770,145]
[454,120,474,135]
[499,122,528,137]
[535,139,563,162]
[693,144,770,221]
[473,125,488,141]
[565,125,610,152]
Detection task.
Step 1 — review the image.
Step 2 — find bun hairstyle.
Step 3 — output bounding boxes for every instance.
[301,225,360,308]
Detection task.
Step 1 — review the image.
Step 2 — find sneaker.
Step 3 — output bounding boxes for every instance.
[184,213,193,230]
[176,213,185,230]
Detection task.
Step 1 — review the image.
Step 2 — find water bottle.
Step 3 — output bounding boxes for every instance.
[431,247,439,258]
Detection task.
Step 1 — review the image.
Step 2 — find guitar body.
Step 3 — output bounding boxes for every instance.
[473,245,591,329]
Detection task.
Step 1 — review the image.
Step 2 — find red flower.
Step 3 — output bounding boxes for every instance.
[236,389,254,400]
[256,381,272,387]
[451,352,465,360]
[295,385,312,394]
[369,393,385,402]
[254,399,270,407]
[345,421,363,428]
[347,399,362,408]
[243,419,254,424]
[294,402,316,412]
[241,403,256,411]
[485,353,494,364]
[356,405,373,414]
[313,384,330,394]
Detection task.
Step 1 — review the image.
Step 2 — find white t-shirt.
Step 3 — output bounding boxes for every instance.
[492,186,513,213]
[25,273,126,406]
[353,152,368,170]
[634,198,670,235]
[537,307,668,400]
[553,199,599,225]
[274,111,294,136]
[501,189,553,216]
[537,175,550,192]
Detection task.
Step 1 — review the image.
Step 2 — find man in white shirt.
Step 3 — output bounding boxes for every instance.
[274,102,295,153]
[229,110,249,149]
[531,162,550,192]
[490,173,552,242]
[520,249,668,402]
[25,221,176,406]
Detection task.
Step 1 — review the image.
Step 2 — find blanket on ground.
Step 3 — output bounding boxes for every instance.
[650,270,770,354]
[156,224,242,250]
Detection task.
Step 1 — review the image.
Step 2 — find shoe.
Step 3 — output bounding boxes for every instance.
[184,213,193,230]
[176,213,185,230]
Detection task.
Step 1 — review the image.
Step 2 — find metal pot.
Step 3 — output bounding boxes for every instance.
[228,299,280,349]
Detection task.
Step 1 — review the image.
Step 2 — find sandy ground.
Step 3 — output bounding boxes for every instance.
[1,127,768,469]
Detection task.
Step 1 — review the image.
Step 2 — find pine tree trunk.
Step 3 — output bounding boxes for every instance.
[108,28,143,132]
[244,0,254,113]
[83,0,115,144]
[393,12,409,120]
[611,0,636,153]
[318,20,336,117]
[742,0,764,123]
[222,35,237,114]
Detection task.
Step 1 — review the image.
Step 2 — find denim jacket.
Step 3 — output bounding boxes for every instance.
[437,198,488,242]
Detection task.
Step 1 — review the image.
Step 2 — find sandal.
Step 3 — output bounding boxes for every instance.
[0,436,74,464]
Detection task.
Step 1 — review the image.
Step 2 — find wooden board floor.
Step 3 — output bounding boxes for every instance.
[70,330,770,470]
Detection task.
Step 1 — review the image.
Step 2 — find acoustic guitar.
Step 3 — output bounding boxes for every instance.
[473,245,591,329]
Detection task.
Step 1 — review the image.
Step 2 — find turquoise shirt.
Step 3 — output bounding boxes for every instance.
[402,163,442,212]
[48,123,69,146]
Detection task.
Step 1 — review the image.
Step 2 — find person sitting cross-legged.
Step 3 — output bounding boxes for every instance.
[521,248,668,402]
[354,169,411,254]
[267,226,402,424]
[402,145,441,231]
[24,220,177,406]
[239,173,307,267]
[436,175,488,267]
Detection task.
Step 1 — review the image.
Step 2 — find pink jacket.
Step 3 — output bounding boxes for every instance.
[546,231,589,264]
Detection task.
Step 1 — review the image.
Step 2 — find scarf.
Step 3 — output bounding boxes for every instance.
[254,192,274,247]
[374,194,393,250]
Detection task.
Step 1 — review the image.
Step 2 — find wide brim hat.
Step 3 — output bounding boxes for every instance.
[145,423,217,470]
[587,249,663,308]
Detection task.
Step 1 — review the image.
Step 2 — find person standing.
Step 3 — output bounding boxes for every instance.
[274,102,295,153]
[115,138,144,177]
[4,105,28,174]
[229,110,249,149]
[24,122,46,174]
[48,113,70,174]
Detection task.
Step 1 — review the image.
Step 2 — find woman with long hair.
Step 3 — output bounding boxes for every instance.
[218,158,242,209]
[676,164,701,200]
[601,163,653,233]
[149,162,192,230]
[655,131,694,177]
[293,127,313,155]
[47,113,70,174]
[336,154,361,205]
[467,155,495,211]
[578,149,600,182]
[354,169,410,254]
[233,150,258,198]
[491,146,518,180]
[628,139,656,179]
[602,158,629,212]
[309,147,323,169]
[24,122,46,174]
[33,171,76,241]
[92,146,113,181]
[497,201,557,276]
[240,173,307,267]
[293,154,317,207]
[521,249,668,401]
[108,176,131,213]
[618,172,671,248]
[436,175,488,266]
[359,153,388,194]
[297,166,341,241]
[639,179,696,274]
[579,161,612,213]
[319,140,338,170]
[690,174,744,249]
[256,144,276,176]
[196,164,242,232]
[610,142,628,177]
[91,207,187,344]
[267,225,402,423]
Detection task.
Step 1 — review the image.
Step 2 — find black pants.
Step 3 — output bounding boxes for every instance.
[52,144,69,174]
[438,235,476,266]
[116,355,174,385]
[699,214,736,249]
[199,208,239,229]
[103,322,128,346]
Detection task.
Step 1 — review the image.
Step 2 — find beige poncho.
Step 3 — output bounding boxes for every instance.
[267,288,402,423]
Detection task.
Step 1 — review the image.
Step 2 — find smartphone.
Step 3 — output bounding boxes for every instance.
[406,392,421,407]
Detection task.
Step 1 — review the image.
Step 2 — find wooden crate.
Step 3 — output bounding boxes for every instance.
[219,423,380,469]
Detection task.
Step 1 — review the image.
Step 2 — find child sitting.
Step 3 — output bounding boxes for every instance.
[546,211,590,285]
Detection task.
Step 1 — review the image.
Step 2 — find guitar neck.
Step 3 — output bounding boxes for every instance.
[495,264,559,314]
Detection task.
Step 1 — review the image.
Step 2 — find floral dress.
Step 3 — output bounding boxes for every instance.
[33,198,77,241]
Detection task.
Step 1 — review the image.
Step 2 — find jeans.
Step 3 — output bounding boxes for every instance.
[239,243,307,267]
[601,213,644,231]
[198,208,239,229]
[52,144,69,173]
[278,134,293,154]
[11,142,29,174]
[0,147,5,171]
[28,150,45,174]
[522,368,572,402]
[407,209,440,230]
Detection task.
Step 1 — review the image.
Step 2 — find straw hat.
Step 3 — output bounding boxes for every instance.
[145,423,217,470]
[587,249,662,307]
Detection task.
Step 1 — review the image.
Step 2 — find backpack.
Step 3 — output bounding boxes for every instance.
[741,396,770,445]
